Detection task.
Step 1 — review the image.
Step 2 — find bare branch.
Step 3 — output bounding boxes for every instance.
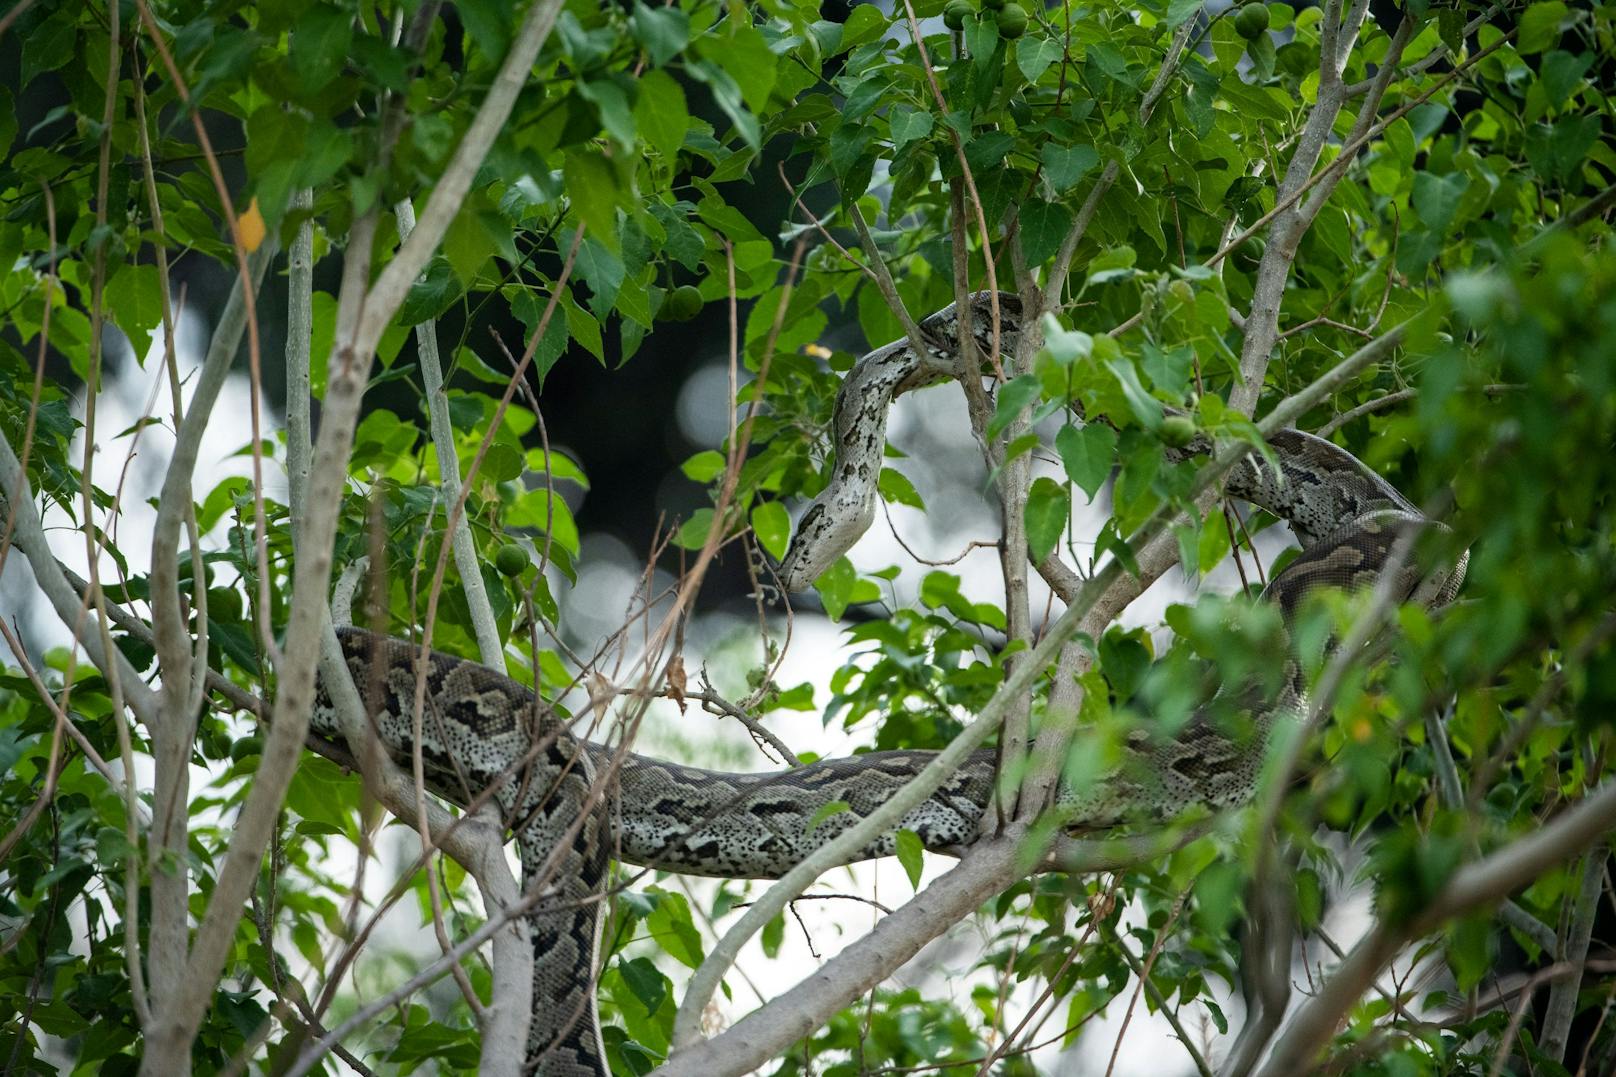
[395,197,505,669]
[1541,844,1608,1062]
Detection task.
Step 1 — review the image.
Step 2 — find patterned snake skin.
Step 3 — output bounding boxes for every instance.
[311,293,1466,1075]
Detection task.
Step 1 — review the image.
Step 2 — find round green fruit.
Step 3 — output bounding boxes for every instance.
[205,588,243,622]
[663,284,704,322]
[495,543,528,577]
[1235,3,1270,40]
[204,729,232,761]
[230,735,264,763]
[995,2,1028,36]
[943,0,974,30]
[1159,415,1199,448]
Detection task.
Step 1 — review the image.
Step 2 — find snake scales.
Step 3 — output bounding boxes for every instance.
[311,292,1466,1075]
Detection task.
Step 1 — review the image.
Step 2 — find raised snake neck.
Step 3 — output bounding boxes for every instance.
[312,291,1465,1075]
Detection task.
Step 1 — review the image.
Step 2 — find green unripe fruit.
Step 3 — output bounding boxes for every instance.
[943,0,974,30]
[205,588,243,622]
[1159,415,1199,448]
[204,729,232,760]
[995,2,1028,37]
[1168,279,1196,305]
[495,543,528,577]
[1235,3,1270,40]
[230,735,264,763]
[663,284,704,322]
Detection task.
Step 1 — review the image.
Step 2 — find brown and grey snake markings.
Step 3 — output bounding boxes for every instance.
[313,292,1465,1076]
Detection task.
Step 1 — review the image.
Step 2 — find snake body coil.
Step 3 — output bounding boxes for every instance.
[312,293,1464,1076]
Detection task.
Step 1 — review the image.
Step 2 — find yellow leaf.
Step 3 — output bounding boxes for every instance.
[238,198,266,253]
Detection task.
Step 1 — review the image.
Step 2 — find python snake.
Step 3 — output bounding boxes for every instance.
[312,292,1465,1075]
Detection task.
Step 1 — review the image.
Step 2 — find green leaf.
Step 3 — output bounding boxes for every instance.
[290,4,353,89]
[895,829,924,891]
[1141,343,1194,397]
[877,467,925,509]
[889,106,934,152]
[713,24,778,112]
[575,236,626,314]
[1016,35,1064,83]
[1040,315,1093,365]
[645,891,705,968]
[632,2,689,66]
[1106,357,1163,430]
[563,152,621,249]
[1024,477,1070,562]
[965,131,1016,172]
[681,450,725,482]
[509,292,572,384]
[1056,422,1116,501]
[674,509,715,549]
[20,12,75,86]
[839,4,889,51]
[761,912,785,958]
[619,956,668,1015]
[987,374,1042,438]
[1517,1,1567,54]
[398,260,462,326]
[751,502,790,560]
[456,0,511,62]
[966,13,999,70]
[1018,199,1073,267]
[1166,0,1204,28]
[635,70,689,159]
[688,61,760,151]
[814,557,857,620]
[298,120,353,188]
[579,78,637,149]
[1538,50,1592,110]
[1086,245,1137,286]
[807,800,851,833]
[1411,171,1469,235]
[1041,143,1098,192]
[443,208,495,287]
[104,263,164,347]
[1095,518,1140,576]
[1525,115,1601,183]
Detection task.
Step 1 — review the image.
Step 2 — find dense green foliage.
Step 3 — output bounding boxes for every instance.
[1,0,1615,1072]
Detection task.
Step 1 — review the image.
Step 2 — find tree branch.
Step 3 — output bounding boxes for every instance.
[395,197,505,669]
[1257,780,1616,1076]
